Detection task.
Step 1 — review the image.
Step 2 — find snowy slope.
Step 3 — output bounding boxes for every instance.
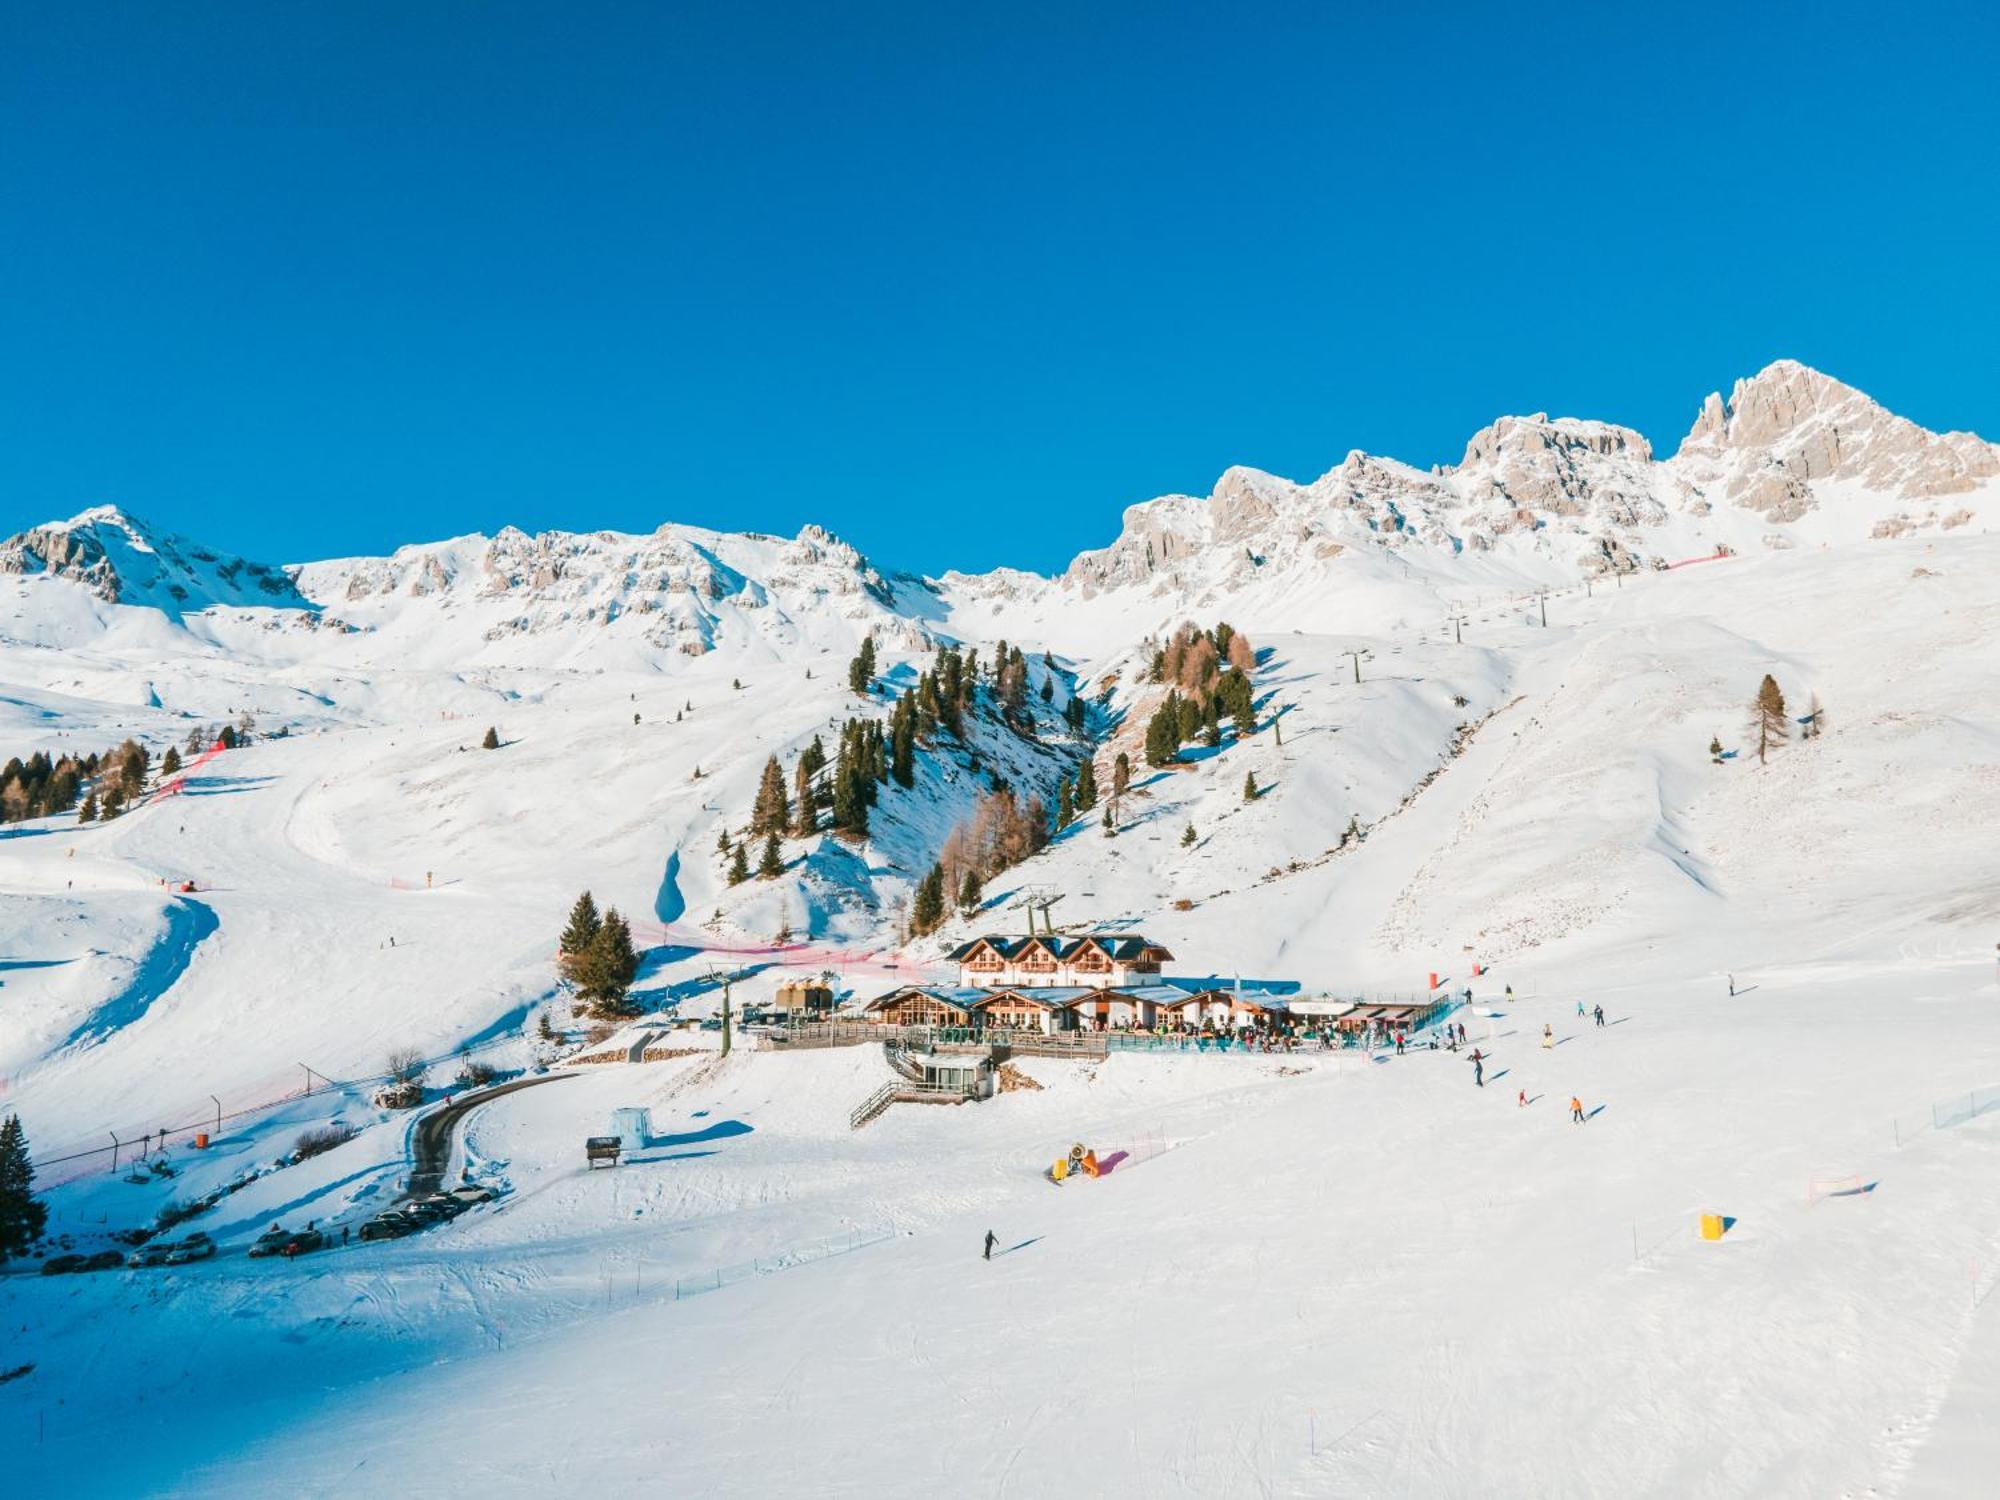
[1,361,1998,1497]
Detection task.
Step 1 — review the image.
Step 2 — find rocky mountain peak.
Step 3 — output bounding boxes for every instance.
[1673,359,1999,515]
[0,506,309,616]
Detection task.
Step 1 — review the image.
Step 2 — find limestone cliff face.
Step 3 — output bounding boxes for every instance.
[1672,360,2000,513]
[1045,361,1995,601]
[0,507,308,614]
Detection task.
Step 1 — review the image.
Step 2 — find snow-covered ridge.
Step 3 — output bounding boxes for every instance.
[1043,361,1996,605]
[0,505,309,618]
[3,362,1991,658]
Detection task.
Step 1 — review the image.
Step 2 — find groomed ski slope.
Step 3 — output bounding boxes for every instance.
[11,953,2000,1498]
[2,534,1998,1496]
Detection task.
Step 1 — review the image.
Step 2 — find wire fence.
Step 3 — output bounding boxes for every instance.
[1932,1084,2000,1132]
[670,1227,895,1300]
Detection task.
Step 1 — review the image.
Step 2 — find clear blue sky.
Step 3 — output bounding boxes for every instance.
[3,2,1996,576]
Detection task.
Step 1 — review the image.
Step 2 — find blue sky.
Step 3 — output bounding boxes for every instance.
[3,2,1996,576]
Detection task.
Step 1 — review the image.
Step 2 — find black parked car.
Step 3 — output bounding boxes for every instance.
[40,1254,85,1276]
[359,1212,418,1242]
[279,1229,325,1258]
[81,1250,126,1272]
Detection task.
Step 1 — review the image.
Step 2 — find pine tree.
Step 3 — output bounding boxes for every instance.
[219,724,237,750]
[1112,751,1131,800]
[101,782,125,819]
[912,863,945,934]
[1074,757,1098,812]
[578,910,640,1016]
[1751,674,1788,766]
[1708,735,1724,764]
[750,755,790,835]
[1101,805,1114,834]
[1056,777,1076,829]
[161,745,182,778]
[0,1113,49,1262]
[890,700,915,788]
[729,842,751,883]
[958,868,982,913]
[758,831,783,878]
[847,635,877,694]
[832,763,869,837]
[791,757,817,837]
[481,726,500,750]
[78,790,98,823]
[1203,697,1222,747]
[558,891,603,976]
[1181,823,1197,847]
[185,726,206,755]
[1243,770,1258,802]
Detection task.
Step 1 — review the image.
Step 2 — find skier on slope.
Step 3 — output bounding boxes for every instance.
[984,1229,997,1262]
[1470,1050,1484,1087]
[1570,1097,1585,1123]
[1593,1004,1605,1028]
[1517,1089,1527,1108]
[1541,1024,1554,1050]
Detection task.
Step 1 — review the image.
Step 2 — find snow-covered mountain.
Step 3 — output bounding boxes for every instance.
[0,505,309,617]
[6,362,1989,668]
[6,360,2000,1499]
[1006,360,1995,616]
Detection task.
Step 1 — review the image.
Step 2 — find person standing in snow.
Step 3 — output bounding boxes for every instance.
[1593,1004,1605,1028]
[1541,1024,1554,1050]
[1570,1097,1585,1123]
[1471,1051,1484,1087]
[983,1230,997,1262]
[1517,1089,1527,1108]
[1505,985,1514,1002]
[1576,1000,1586,1017]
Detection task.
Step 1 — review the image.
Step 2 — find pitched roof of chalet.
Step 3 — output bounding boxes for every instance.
[945,932,1174,964]
[1159,975,1301,997]
[862,985,986,1015]
[969,986,1097,1008]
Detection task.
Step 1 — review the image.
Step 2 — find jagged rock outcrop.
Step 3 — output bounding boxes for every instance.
[0,506,308,615]
[1673,360,2000,508]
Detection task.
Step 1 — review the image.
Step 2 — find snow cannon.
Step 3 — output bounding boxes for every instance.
[1428,972,1439,991]
[1699,1213,1727,1242]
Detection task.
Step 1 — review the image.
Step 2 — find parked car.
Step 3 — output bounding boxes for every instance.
[417,1193,467,1219]
[81,1250,126,1272]
[279,1229,325,1258]
[448,1185,496,1208]
[699,1017,724,1032]
[358,1212,418,1242]
[163,1234,216,1265]
[126,1242,175,1269]
[247,1226,292,1258]
[40,1254,85,1276]
[401,1198,453,1226]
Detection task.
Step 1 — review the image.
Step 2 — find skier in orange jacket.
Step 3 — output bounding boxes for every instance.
[1570,1097,1585,1123]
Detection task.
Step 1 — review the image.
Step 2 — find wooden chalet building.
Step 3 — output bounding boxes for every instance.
[947,933,1174,991]
[864,933,1299,1034]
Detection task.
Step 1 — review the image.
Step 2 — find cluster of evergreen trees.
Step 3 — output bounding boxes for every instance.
[0,735,176,825]
[1142,622,1258,767]
[0,1113,47,1263]
[556,892,641,1017]
[848,632,1080,741]
[909,785,1054,936]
